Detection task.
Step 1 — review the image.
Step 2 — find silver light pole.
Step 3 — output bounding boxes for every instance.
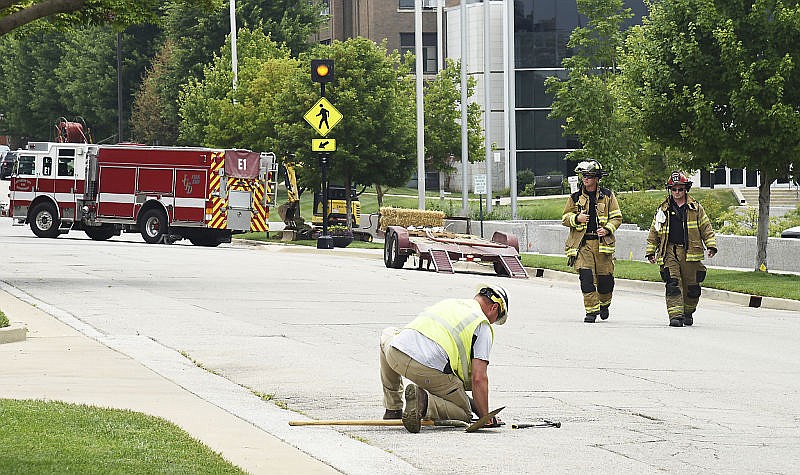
[483,0,492,213]
[506,0,517,219]
[415,0,426,209]
[460,0,469,216]
[230,0,238,94]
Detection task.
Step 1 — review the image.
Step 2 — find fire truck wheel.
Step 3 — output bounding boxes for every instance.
[85,225,116,241]
[189,237,222,247]
[140,208,168,244]
[30,202,61,238]
[383,231,407,269]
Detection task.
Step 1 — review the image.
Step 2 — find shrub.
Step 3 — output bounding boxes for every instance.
[616,189,734,231]
[719,204,800,237]
[0,310,9,328]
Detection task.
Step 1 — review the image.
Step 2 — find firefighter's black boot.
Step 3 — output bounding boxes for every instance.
[584,313,597,323]
[669,317,684,327]
[683,313,694,326]
[599,306,610,320]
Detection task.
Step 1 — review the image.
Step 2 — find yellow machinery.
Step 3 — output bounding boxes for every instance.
[312,185,360,227]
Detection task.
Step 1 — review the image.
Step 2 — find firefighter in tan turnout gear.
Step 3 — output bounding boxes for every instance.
[646,171,717,327]
[562,160,623,323]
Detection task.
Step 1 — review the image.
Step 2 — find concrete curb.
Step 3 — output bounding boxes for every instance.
[0,323,27,344]
[529,268,800,313]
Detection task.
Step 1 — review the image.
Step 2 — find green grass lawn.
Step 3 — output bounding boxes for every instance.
[520,254,800,301]
[0,399,243,474]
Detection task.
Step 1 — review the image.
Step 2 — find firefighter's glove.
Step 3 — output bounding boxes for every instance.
[707,248,717,258]
[646,254,656,264]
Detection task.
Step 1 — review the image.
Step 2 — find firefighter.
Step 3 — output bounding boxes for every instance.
[646,171,717,327]
[562,160,623,323]
[379,284,509,433]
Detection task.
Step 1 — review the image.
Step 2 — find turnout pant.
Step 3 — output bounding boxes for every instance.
[574,239,615,316]
[379,327,472,422]
[661,244,706,320]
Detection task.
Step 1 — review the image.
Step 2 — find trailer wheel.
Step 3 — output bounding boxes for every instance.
[140,208,168,244]
[85,225,116,241]
[493,261,509,276]
[30,202,61,238]
[384,231,407,269]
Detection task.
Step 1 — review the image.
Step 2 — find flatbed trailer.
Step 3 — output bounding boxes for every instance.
[383,225,528,278]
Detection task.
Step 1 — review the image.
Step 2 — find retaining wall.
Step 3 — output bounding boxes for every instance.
[474,219,800,273]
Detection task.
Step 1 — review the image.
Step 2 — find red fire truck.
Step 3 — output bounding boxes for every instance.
[5,142,277,246]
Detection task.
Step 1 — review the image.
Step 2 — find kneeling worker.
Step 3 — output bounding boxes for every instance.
[379,284,509,433]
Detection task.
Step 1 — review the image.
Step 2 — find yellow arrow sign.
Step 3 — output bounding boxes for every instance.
[304,97,343,137]
[312,138,337,152]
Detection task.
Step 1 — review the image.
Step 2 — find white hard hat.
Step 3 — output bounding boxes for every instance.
[476,283,509,325]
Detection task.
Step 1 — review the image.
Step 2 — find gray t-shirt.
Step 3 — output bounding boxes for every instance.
[391,322,492,373]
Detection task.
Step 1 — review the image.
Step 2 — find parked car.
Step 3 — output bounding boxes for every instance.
[781,226,800,238]
[0,150,17,180]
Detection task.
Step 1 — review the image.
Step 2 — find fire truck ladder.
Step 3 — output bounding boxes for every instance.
[497,255,529,278]
[428,249,455,274]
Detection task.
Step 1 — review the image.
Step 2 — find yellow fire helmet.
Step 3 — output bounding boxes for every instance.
[476,283,509,325]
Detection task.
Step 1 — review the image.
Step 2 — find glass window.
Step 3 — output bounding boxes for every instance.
[730,168,744,185]
[17,155,35,175]
[516,70,566,108]
[400,32,438,74]
[517,151,570,176]
[516,110,571,150]
[399,0,414,9]
[58,157,75,177]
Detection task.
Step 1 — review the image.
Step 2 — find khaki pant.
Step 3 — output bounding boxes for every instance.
[574,239,615,315]
[661,244,706,320]
[379,327,472,422]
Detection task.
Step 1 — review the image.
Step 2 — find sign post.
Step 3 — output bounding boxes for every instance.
[473,174,487,238]
[308,59,339,249]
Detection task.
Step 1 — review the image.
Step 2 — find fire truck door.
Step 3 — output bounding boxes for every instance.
[55,148,79,220]
[227,189,252,230]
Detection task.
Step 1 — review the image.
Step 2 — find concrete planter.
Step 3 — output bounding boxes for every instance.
[0,323,27,344]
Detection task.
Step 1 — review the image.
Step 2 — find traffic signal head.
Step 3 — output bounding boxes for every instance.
[311,59,334,84]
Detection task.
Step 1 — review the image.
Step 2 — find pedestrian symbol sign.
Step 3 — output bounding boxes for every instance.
[304,97,342,137]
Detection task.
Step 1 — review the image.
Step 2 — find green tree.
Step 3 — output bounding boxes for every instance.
[273,38,416,217]
[623,0,800,271]
[423,58,484,186]
[131,0,324,145]
[0,24,160,145]
[0,29,66,144]
[178,28,292,151]
[0,0,216,36]
[546,0,668,191]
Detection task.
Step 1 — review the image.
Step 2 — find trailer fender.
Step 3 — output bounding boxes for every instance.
[491,231,520,252]
[385,226,410,251]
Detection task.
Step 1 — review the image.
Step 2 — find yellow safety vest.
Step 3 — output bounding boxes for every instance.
[406,299,493,391]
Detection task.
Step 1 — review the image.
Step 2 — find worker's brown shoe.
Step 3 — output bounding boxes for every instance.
[402,384,428,433]
[383,409,402,420]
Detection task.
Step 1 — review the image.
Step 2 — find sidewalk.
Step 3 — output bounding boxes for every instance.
[0,289,337,475]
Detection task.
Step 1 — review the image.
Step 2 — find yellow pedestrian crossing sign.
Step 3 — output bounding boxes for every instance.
[312,138,336,152]
[304,97,342,137]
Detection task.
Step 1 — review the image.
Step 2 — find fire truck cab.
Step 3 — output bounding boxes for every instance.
[6,142,277,246]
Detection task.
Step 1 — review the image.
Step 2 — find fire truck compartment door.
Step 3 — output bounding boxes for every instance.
[227,190,252,230]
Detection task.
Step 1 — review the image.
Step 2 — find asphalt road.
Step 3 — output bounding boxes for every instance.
[1,219,798,474]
